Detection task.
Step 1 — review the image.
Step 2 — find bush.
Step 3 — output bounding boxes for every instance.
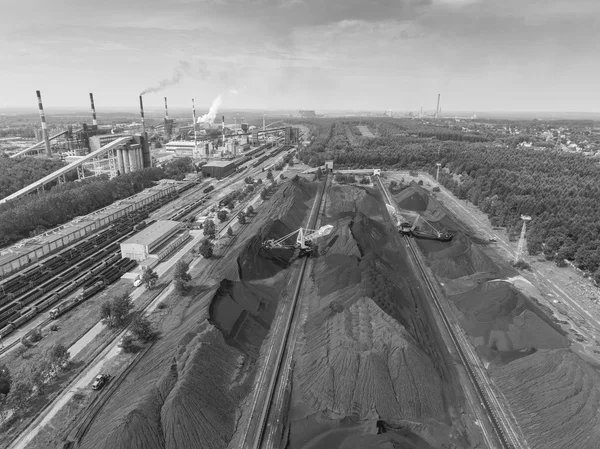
[432,186,440,192]
[217,210,228,222]
[29,328,42,343]
[120,335,139,353]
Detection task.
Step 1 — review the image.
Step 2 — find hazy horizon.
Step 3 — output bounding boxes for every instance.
[1,0,599,113]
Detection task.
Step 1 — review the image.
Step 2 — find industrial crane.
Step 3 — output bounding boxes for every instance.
[400,215,453,241]
[262,225,333,256]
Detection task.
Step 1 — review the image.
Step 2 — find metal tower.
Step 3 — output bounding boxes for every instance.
[515,215,532,263]
[436,163,442,182]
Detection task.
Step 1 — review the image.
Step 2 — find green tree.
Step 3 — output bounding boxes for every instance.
[260,189,268,200]
[217,210,228,222]
[226,202,235,211]
[247,205,254,215]
[266,169,273,180]
[199,239,214,258]
[49,343,70,371]
[0,364,10,396]
[316,167,323,180]
[238,211,246,224]
[227,226,234,237]
[174,260,191,293]
[100,293,134,328]
[130,313,156,343]
[141,268,159,290]
[203,219,216,239]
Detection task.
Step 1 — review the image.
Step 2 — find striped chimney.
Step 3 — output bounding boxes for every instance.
[164,97,169,119]
[139,95,146,134]
[36,90,52,157]
[89,93,98,126]
[192,98,197,153]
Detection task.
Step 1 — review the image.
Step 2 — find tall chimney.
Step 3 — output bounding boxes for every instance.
[435,93,441,119]
[89,93,98,126]
[192,98,197,156]
[222,115,225,147]
[164,97,169,119]
[139,95,146,134]
[36,90,52,157]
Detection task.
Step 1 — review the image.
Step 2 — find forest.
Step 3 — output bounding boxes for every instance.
[0,168,165,247]
[299,119,600,281]
[0,155,70,200]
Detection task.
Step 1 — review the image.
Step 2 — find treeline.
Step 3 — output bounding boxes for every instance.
[0,155,69,200]
[0,168,165,247]
[299,119,600,280]
[414,130,489,142]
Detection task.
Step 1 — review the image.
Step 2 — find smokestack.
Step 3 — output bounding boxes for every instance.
[435,93,441,119]
[192,98,197,156]
[89,93,98,126]
[36,90,52,157]
[164,97,169,119]
[222,115,225,147]
[139,95,146,134]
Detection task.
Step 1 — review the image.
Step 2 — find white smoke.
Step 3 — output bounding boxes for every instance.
[197,95,223,124]
[229,88,239,95]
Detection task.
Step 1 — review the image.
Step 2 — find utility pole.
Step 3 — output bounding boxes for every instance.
[515,215,532,264]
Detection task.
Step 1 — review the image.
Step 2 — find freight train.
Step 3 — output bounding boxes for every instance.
[0,183,178,278]
[0,210,150,338]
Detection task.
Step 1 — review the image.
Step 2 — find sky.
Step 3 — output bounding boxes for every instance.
[0,0,599,113]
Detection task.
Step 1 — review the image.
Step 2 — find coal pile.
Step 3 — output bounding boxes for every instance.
[491,349,600,449]
[289,185,469,449]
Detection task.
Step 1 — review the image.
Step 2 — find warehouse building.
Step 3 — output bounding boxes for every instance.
[120,220,190,262]
[0,183,176,277]
[201,160,236,179]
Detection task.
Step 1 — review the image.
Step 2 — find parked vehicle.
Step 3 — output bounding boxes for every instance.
[92,373,111,390]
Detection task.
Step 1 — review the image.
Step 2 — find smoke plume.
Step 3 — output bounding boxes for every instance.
[197,95,223,124]
[140,60,208,95]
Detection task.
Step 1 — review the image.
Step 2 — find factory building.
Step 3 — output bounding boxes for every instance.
[120,220,190,262]
[201,160,236,179]
[165,140,215,159]
[89,133,150,173]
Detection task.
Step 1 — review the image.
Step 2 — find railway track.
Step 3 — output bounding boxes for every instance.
[239,174,330,449]
[375,175,522,449]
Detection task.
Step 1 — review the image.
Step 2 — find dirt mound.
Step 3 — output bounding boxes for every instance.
[490,349,600,449]
[449,281,568,358]
[237,178,316,280]
[297,297,445,423]
[393,185,428,212]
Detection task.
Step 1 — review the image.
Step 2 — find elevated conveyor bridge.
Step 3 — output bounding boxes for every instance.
[0,136,134,204]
